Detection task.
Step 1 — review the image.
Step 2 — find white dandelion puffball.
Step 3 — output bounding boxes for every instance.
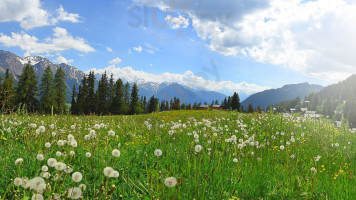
[32,194,44,200]
[22,178,30,188]
[280,145,285,150]
[194,145,203,153]
[41,172,51,179]
[315,155,321,162]
[311,167,317,174]
[52,132,56,137]
[36,154,44,161]
[72,172,83,182]
[41,166,48,172]
[70,151,75,156]
[112,149,121,157]
[71,125,75,130]
[36,129,41,134]
[94,124,100,129]
[14,177,23,186]
[64,166,74,174]
[45,142,51,148]
[29,177,46,193]
[67,187,82,199]
[57,140,64,146]
[84,135,91,140]
[233,158,238,163]
[15,158,24,166]
[164,177,177,187]
[56,151,62,157]
[108,130,115,136]
[110,171,120,178]
[68,134,75,141]
[154,149,162,157]
[55,162,66,171]
[38,126,45,133]
[86,152,91,158]
[103,167,114,177]
[47,158,57,167]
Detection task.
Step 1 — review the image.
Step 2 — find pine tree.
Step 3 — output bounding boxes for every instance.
[124,82,130,105]
[1,69,15,112]
[77,75,87,114]
[231,92,241,111]
[247,103,254,113]
[86,71,96,114]
[16,62,38,112]
[148,95,159,113]
[39,66,55,113]
[108,73,115,105]
[54,67,67,114]
[111,78,125,115]
[129,83,141,114]
[70,85,77,114]
[96,71,109,114]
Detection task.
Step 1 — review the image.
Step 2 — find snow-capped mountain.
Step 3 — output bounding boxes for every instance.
[0,50,226,104]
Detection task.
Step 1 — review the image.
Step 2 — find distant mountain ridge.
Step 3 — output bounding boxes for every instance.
[0,50,226,104]
[241,82,324,109]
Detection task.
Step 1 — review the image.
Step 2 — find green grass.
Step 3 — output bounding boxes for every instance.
[0,111,355,199]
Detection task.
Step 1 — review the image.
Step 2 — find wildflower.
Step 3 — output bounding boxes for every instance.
[47,158,57,167]
[45,142,51,148]
[108,130,115,136]
[14,177,23,186]
[68,134,75,141]
[29,177,46,193]
[32,194,44,200]
[72,172,83,182]
[84,135,90,140]
[70,151,75,156]
[52,132,56,137]
[233,158,238,163]
[110,171,120,178]
[67,187,82,199]
[55,162,66,171]
[280,145,285,150]
[38,126,45,133]
[311,167,317,174]
[15,158,24,166]
[195,145,203,153]
[37,154,44,161]
[41,172,51,179]
[56,151,62,157]
[112,149,121,157]
[290,154,295,159]
[85,152,91,158]
[94,124,100,129]
[103,167,114,177]
[71,125,75,130]
[41,166,48,172]
[315,155,321,162]
[164,177,177,187]
[154,149,162,157]
[57,140,64,146]
[64,166,73,174]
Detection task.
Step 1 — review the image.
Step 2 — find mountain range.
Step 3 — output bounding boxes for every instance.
[241,83,324,109]
[0,50,226,104]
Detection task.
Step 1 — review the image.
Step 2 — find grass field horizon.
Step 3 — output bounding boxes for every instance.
[0,110,355,199]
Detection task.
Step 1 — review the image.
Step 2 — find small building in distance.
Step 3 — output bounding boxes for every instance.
[211,104,221,110]
[199,105,209,110]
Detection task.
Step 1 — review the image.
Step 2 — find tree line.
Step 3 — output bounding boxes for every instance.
[1,63,245,115]
[0,62,66,114]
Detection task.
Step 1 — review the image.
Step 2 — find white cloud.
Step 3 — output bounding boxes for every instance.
[165,15,189,29]
[0,0,81,29]
[133,0,356,83]
[0,27,95,55]
[106,47,113,52]
[109,57,122,65]
[132,45,143,53]
[87,65,270,95]
[51,5,82,24]
[55,56,73,64]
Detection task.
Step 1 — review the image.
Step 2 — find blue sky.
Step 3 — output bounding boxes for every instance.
[1,0,356,96]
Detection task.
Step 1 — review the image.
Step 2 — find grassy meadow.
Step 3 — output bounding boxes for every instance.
[0,111,355,199]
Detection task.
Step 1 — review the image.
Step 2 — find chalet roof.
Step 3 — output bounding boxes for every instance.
[212,104,221,108]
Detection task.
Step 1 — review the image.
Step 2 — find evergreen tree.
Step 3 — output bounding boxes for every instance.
[96,71,109,114]
[227,96,231,109]
[86,71,96,114]
[129,83,141,114]
[165,100,169,111]
[160,100,165,111]
[39,66,55,113]
[247,103,254,113]
[256,106,262,113]
[54,67,67,114]
[70,85,77,114]
[111,78,125,115]
[148,95,159,113]
[16,62,38,112]
[124,82,130,105]
[108,73,115,105]
[231,92,241,111]
[77,75,87,114]
[1,69,15,112]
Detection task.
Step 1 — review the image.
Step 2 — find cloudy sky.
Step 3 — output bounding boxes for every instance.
[1,0,356,96]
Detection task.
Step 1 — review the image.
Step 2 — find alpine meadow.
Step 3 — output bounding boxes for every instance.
[1,0,356,199]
